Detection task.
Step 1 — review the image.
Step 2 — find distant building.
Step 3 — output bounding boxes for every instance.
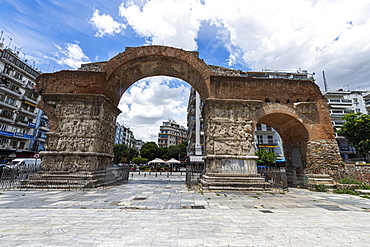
[114,123,136,148]
[158,120,187,148]
[323,90,370,161]
[186,88,205,164]
[254,123,284,160]
[0,45,42,161]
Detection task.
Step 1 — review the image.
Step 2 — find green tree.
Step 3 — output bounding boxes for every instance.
[132,157,147,165]
[338,113,370,162]
[113,144,138,164]
[113,143,129,164]
[255,149,277,166]
[140,142,160,161]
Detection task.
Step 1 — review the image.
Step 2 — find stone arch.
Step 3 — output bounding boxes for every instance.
[101,46,212,105]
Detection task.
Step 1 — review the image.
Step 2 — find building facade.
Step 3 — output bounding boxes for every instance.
[158,120,187,148]
[0,45,42,162]
[254,123,284,160]
[323,90,370,161]
[114,123,136,148]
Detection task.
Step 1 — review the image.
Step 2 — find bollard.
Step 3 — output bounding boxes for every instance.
[144,173,146,177]
[155,173,157,177]
[149,171,151,175]
[167,173,169,177]
[139,171,140,175]
[131,173,133,177]
[160,171,162,175]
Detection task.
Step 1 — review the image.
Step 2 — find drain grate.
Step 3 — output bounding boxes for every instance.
[133,197,147,201]
[259,210,273,213]
[191,205,205,209]
[316,204,348,211]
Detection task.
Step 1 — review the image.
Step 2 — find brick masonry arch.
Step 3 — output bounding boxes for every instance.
[32,45,343,189]
[102,46,212,105]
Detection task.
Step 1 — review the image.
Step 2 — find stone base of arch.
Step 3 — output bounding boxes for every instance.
[200,99,268,191]
[22,94,122,189]
[284,139,343,187]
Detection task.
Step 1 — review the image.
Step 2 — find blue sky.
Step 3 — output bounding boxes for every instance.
[1,0,370,141]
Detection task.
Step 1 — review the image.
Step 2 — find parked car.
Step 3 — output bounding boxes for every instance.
[7,158,41,172]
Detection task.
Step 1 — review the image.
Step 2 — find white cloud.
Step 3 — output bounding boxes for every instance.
[111,0,370,90]
[90,9,126,37]
[119,0,201,50]
[54,43,90,69]
[117,76,190,142]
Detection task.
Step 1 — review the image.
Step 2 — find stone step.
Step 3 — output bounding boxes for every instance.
[207,186,270,191]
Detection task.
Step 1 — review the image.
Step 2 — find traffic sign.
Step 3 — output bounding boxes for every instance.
[34,153,40,159]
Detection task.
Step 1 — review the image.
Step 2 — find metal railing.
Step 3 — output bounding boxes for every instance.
[0,165,131,190]
[0,164,40,189]
[258,167,289,191]
[186,163,205,188]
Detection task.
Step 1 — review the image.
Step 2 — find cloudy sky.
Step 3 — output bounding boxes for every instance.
[1,0,370,142]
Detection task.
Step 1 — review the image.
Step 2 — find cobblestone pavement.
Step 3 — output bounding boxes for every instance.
[1,172,370,246]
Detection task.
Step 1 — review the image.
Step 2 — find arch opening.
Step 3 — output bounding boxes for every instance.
[256,113,310,187]
[103,46,211,106]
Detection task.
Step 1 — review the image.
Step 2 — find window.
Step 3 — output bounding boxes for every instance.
[0,109,13,118]
[3,65,14,75]
[268,136,274,144]
[266,125,272,131]
[0,124,7,131]
[5,97,16,105]
[257,135,263,144]
[14,72,23,80]
[256,124,262,131]
[19,142,25,149]
[9,140,17,148]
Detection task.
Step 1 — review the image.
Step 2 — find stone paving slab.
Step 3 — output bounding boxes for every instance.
[1,173,370,246]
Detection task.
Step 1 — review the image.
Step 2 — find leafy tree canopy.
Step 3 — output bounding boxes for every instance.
[140,142,159,161]
[255,149,277,166]
[113,143,138,164]
[132,157,147,165]
[338,113,370,161]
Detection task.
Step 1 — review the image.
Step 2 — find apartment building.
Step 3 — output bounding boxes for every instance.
[158,120,187,148]
[323,90,370,161]
[114,123,136,148]
[0,45,42,161]
[254,123,284,160]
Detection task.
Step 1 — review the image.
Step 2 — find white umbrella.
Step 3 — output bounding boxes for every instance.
[166,158,181,164]
[148,158,167,164]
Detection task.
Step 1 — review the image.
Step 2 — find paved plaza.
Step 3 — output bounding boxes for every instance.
[0,172,370,246]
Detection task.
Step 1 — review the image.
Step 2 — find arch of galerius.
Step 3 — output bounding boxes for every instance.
[30,45,342,189]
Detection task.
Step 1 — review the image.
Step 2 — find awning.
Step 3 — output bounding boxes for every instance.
[189,155,204,164]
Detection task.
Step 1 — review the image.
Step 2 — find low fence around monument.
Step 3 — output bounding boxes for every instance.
[186,163,205,188]
[185,163,289,192]
[0,164,40,190]
[0,164,130,190]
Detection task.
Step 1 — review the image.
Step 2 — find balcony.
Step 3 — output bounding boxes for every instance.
[1,73,25,87]
[330,109,352,117]
[332,121,345,126]
[256,140,278,148]
[0,100,18,111]
[23,95,38,105]
[19,108,37,118]
[0,86,22,98]
[327,99,352,105]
